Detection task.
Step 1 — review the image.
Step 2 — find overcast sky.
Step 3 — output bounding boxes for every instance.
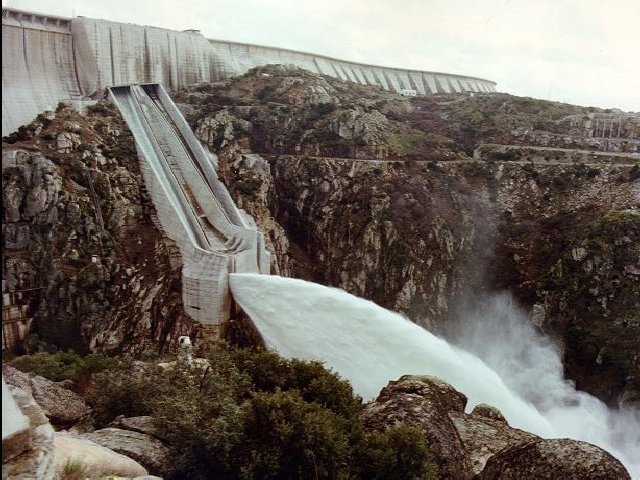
[4,0,639,112]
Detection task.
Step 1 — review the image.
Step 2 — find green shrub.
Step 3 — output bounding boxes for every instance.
[85,345,438,480]
[237,389,352,479]
[152,354,249,478]
[356,425,438,480]
[9,351,123,385]
[231,349,361,417]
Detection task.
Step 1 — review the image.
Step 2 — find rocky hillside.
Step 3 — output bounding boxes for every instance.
[179,65,639,407]
[2,104,198,355]
[175,64,639,160]
[2,65,638,409]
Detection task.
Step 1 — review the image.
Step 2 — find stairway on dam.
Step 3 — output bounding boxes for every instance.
[109,83,270,333]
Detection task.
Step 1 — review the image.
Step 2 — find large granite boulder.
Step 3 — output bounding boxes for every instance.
[362,375,474,479]
[478,438,631,479]
[2,383,57,479]
[80,428,173,478]
[449,409,537,474]
[108,416,158,438]
[363,375,632,480]
[2,364,91,426]
[54,434,148,478]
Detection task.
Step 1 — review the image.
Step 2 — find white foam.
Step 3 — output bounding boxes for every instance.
[229,273,639,477]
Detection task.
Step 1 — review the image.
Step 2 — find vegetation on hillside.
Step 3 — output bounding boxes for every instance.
[175,65,639,162]
[9,346,438,480]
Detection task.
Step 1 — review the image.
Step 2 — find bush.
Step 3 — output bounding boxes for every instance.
[231,349,362,417]
[85,345,437,479]
[356,425,438,479]
[237,389,352,479]
[9,351,123,385]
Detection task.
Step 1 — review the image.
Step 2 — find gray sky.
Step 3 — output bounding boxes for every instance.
[4,0,639,111]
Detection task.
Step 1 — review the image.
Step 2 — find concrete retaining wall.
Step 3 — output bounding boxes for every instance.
[208,38,496,95]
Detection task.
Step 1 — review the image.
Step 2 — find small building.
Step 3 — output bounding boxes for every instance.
[399,89,417,97]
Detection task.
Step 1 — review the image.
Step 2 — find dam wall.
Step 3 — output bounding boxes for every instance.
[3,7,497,136]
[1,9,83,137]
[71,17,220,97]
[208,39,497,95]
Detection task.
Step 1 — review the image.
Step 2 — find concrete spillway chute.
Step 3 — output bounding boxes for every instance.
[108,83,270,335]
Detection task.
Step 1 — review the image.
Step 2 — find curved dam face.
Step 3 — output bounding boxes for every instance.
[2,7,497,136]
[2,9,83,137]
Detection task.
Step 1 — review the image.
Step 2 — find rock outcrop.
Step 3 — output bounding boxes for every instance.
[2,364,90,426]
[80,428,173,478]
[449,409,536,474]
[478,438,631,480]
[2,383,57,479]
[2,104,200,355]
[362,375,474,479]
[364,375,632,479]
[107,416,158,438]
[54,433,148,478]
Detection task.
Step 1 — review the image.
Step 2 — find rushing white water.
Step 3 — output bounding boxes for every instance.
[449,292,640,476]
[229,273,639,476]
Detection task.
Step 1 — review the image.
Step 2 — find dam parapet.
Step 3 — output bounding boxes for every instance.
[2,8,83,137]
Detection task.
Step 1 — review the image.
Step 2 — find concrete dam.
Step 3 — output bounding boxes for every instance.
[1,6,495,334]
[2,7,497,137]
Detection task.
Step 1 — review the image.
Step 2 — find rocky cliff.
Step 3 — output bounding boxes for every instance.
[182,65,639,406]
[2,65,638,408]
[2,103,199,355]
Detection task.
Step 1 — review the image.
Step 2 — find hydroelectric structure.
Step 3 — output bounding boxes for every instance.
[107,83,270,332]
[2,6,496,332]
[2,7,497,137]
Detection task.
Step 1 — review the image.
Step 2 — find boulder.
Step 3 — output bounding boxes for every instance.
[478,438,631,480]
[80,427,173,478]
[54,434,148,478]
[2,384,57,480]
[471,403,508,423]
[449,410,537,474]
[108,416,158,438]
[2,364,91,426]
[362,375,474,479]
